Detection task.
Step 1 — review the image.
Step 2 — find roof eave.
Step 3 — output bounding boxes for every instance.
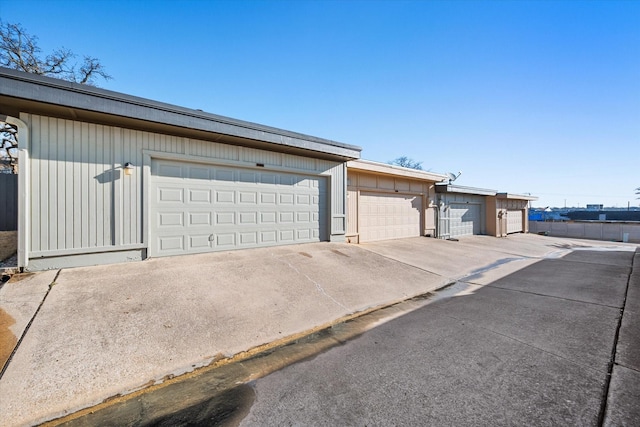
[496,192,538,201]
[347,159,448,182]
[0,67,361,160]
[435,184,498,196]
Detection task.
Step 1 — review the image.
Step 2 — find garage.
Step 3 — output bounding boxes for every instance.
[149,159,327,257]
[358,192,422,242]
[449,203,482,237]
[345,160,446,243]
[486,194,535,237]
[435,184,494,239]
[2,68,361,270]
[506,209,524,234]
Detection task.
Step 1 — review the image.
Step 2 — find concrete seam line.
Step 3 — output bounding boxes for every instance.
[434,310,605,375]
[356,246,445,277]
[0,269,62,380]
[481,283,624,309]
[597,248,636,426]
[613,361,640,375]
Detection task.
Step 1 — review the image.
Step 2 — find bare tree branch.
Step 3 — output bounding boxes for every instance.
[389,156,424,170]
[0,20,111,86]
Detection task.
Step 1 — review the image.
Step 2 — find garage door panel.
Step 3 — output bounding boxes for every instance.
[216,234,235,247]
[158,212,183,227]
[261,212,277,224]
[189,212,211,226]
[189,234,211,249]
[261,193,277,204]
[449,203,481,237]
[359,192,422,243]
[158,187,183,202]
[150,159,327,257]
[159,235,184,251]
[188,189,211,203]
[507,209,524,234]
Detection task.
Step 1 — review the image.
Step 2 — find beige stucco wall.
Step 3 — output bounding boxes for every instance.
[346,169,439,243]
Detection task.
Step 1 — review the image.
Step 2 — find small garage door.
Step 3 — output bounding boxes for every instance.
[359,192,422,242]
[507,209,524,234]
[449,203,481,238]
[149,159,327,257]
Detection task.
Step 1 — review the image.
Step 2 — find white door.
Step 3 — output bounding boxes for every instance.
[149,159,327,257]
[359,192,422,242]
[507,209,524,234]
[449,203,481,237]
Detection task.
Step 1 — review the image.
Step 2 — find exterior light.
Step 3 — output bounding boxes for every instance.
[123,162,134,176]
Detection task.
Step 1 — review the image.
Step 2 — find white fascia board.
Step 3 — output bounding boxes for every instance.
[435,184,497,196]
[496,192,538,201]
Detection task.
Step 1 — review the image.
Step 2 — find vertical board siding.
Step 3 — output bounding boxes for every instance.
[346,189,358,236]
[283,154,315,171]
[243,147,282,167]
[26,114,346,256]
[28,115,115,253]
[330,163,346,234]
[188,139,239,161]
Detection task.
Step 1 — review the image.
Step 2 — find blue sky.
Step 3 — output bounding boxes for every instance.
[1,0,639,208]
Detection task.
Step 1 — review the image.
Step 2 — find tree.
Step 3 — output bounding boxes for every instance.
[0,121,18,173]
[636,187,640,199]
[0,21,111,85]
[388,156,423,170]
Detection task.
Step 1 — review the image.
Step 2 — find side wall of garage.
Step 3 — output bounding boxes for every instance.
[21,113,346,270]
[346,170,437,243]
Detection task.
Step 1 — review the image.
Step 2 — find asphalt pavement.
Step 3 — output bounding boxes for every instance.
[0,234,637,426]
[241,249,639,426]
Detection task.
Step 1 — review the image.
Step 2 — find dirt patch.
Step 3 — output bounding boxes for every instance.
[0,231,17,262]
[0,308,17,372]
[6,273,35,283]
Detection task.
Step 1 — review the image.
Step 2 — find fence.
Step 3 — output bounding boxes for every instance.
[529,221,640,243]
[0,174,18,231]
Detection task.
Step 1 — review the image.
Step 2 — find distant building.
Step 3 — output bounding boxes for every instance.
[586,204,604,210]
[565,210,640,222]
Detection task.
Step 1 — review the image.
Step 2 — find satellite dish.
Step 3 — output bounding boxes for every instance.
[447,171,462,183]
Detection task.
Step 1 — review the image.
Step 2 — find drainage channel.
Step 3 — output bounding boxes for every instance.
[42,288,463,427]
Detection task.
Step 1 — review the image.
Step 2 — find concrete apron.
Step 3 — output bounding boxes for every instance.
[0,234,636,426]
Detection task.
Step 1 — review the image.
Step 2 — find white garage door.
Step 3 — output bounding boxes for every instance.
[449,203,481,238]
[359,192,422,242]
[149,159,327,257]
[507,209,524,234]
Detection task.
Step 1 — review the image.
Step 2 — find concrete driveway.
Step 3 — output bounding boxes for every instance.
[0,234,637,426]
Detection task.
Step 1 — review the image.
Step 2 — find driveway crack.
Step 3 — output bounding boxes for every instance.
[272,254,349,311]
[0,269,62,380]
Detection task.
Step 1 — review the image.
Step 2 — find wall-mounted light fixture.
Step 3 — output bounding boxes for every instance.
[123,162,134,176]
